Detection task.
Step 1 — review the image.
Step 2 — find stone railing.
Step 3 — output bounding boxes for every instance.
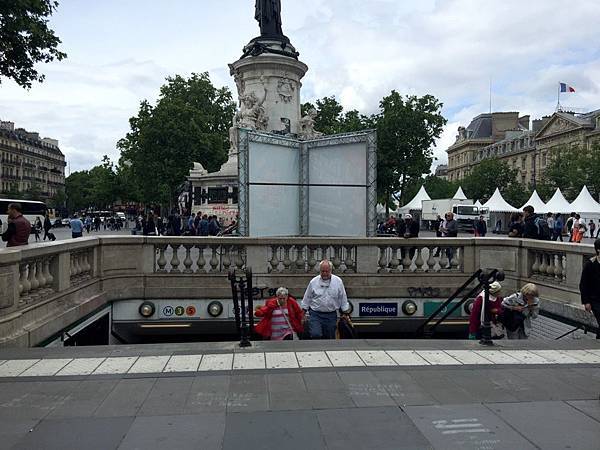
[0,235,595,346]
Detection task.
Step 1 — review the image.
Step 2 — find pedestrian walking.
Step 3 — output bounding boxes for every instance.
[70,215,84,238]
[254,287,304,340]
[501,283,540,339]
[580,239,600,339]
[1,203,31,247]
[300,260,351,339]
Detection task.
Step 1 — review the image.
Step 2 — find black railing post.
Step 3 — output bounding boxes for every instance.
[229,269,241,333]
[239,276,251,347]
[246,268,254,335]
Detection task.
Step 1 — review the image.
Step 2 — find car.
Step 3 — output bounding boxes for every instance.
[61,218,71,227]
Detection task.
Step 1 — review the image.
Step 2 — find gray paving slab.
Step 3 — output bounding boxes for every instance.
[372,369,437,406]
[404,403,536,450]
[302,371,356,409]
[337,370,396,407]
[478,368,552,402]
[267,373,313,411]
[443,368,521,403]
[227,373,268,413]
[118,413,226,450]
[506,367,592,400]
[407,369,480,405]
[46,379,118,419]
[541,367,600,398]
[566,400,600,423]
[137,376,194,416]
[0,380,77,419]
[317,406,432,450]
[11,416,134,450]
[223,410,326,450]
[184,375,230,414]
[0,418,40,450]
[93,378,156,417]
[487,400,600,450]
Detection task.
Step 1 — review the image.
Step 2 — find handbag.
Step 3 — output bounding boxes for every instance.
[499,309,525,332]
[279,306,299,340]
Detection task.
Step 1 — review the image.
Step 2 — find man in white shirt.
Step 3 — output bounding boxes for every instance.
[301,260,350,339]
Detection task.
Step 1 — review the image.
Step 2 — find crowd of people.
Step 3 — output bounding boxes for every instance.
[133,211,237,237]
[508,209,597,242]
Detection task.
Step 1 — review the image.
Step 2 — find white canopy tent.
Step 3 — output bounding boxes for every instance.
[544,188,572,214]
[569,185,600,224]
[483,188,519,233]
[474,200,482,207]
[521,190,548,214]
[399,185,431,212]
[453,186,468,200]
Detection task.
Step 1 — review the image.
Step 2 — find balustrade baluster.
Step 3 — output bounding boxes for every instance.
[450,248,460,271]
[331,246,341,271]
[209,245,219,272]
[156,245,168,272]
[222,245,232,273]
[307,246,317,273]
[35,260,46,291]
[282,246,292,272]
[195,245,207,273]
[183,244,194,273]
[344,246,355,273]
[531,251,540,276]
[377,246,387,273]
[28,261,39,292]
[320,245,329,264]
[553,254,562,280]
[539,252,547,276]
[19,263,30,297]
[234,247,244,270]
[561,255,567,281]
[546,253,555,277]
[170,244,181,273]
[269,245,280,273]
[426,246,436,272]
[295,245,305,273]
[43,257,54,288]
[414,248,425,272]
[388,246,399,273]
[401,247,412,271]
[439,249,449,271]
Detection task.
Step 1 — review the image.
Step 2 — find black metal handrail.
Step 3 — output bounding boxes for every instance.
[415,268,483,337]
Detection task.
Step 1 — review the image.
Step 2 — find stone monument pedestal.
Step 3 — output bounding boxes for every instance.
[229,53,308,135]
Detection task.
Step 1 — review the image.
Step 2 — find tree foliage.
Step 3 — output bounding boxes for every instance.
[403,175,458,202]
[461,158,520,203]
[537,143,600,201]
[0,0,67,88]
[301,97,375,135]
[65,156,121,212]
[376,91,447,207]
[117,72,236,207]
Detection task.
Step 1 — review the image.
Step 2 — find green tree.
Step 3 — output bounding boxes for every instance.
[461,158,519,202]
[0,0,67,88]
[65,170,93,213]
[23,182,42,200]
[376,91,447,209]
[48,187,66,208]
[118,72,235,208]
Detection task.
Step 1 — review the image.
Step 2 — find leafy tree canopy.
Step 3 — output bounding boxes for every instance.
[301,96,375,135]
[117,72,236,207]
[461,158,520,203]
[0,0,67,88]
[376,91,446,208]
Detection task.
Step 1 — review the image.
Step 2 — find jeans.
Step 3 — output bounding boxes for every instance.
[308,310,338,339]
[72,232,83,238]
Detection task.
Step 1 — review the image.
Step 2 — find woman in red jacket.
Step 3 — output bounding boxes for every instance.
[254,287,304,340]
[468,281,504,339]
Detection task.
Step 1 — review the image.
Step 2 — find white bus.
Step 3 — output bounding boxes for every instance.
[0,199,47,233]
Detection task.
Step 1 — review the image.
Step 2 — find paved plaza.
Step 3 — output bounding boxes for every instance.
[1,339,599,449]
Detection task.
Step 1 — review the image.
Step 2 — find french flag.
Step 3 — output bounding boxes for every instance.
[560,82,576,93]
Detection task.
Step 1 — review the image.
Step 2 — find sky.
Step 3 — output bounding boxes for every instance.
[2,0,600,173]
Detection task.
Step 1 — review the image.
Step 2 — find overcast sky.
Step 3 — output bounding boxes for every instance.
[2,0,600,173]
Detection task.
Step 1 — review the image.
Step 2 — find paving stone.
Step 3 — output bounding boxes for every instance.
[138,377,194,416]
[128,355,170,374]
[118,413,226,450]
[227,374,268,412]
[94,378,156,417]
[487,401,600,450]
[356,350,396,366]
[372,370,437,406]
[233,352,265,370]
[184,375,230,413]
[338,371,396,407]
[93,356,138,375]
[19,359,72,377]
[564,350,600,363]
[47,379,118,419]
[317,406,431,450]
[473,350,520,364]
[386,350,430,366]
[296,351,332,368]
[506,368,591,401]
[416,350,462,365]
[566,400,600,423]
[444,350,495,365]
[12,416,134,450]
[326,350,365,367]
[446,368,520,403]
[0,418,40,449]
[223,410,326,450]
[0,359,40,377]
[163,354,202,372]
[529,349,584,364]
[0,380,77,419]
[265,351,299,369]
[56,358,106,376]
[500,350,553,364]
[408,369,480,405]
[405,403,536,450]
[199,353,233,371]
[303,371,345,392]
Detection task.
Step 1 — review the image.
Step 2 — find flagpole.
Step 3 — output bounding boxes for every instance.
[557,82,561,112]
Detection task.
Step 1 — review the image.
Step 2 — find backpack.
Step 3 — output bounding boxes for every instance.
[534,217,551,240]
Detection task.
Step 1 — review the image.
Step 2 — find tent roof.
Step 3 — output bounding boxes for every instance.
[482,188,519,212]
[521,190,547,214]
[569,185,600,214]
[544,188,572,214]
[474,200,482,207]
[400,185,431,210]
[453,186,467,200]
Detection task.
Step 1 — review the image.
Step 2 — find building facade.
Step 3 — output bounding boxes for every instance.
[0,121,66,199]
[446,109,600,186]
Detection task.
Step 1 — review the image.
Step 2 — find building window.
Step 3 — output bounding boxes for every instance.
[208,187,228,204]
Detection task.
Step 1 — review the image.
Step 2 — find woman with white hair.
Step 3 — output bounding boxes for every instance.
[254,287,304,340]
[501,283,540,339]
[468,281,504,340]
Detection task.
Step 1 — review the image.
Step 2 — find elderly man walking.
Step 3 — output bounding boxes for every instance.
[301,260,351,339]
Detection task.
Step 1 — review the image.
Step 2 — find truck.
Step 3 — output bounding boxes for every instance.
[421,198,480,232]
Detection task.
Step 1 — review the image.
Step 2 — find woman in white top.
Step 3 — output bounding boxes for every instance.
[501,283,540,339]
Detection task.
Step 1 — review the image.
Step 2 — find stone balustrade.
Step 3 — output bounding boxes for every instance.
[0,235,595,347]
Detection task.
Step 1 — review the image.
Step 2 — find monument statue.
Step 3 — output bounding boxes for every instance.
[299,108,323,140]
[255,0,283,37]
[235,77,269,131]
